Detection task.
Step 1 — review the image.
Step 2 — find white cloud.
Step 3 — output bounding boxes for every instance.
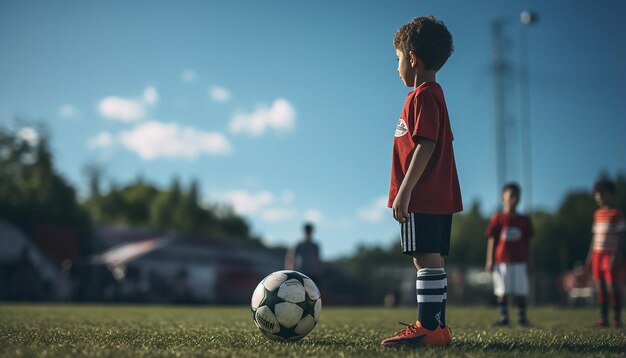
[87,132,113,149]
[98,87,158,122]
[230,98,295,136]
[216,189,299,223]
[357,196,389,223]
[98,96,145,122]
[59,104,80,119]
[181,69,197,83]
[304,209,323,223]
[261,208,295,222]
[143,86,159,105]
[221,190,275,215]
[281,190,295,204]
[119,121,232,160]
[209,86,231,102]
[17,127,39,146]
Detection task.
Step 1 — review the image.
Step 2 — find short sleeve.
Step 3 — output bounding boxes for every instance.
[411,92,440,143]
[485,215,499,239]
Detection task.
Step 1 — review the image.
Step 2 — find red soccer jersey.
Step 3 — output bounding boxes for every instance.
[592,208,625,253]
[388,82,462,214]
[486,212,534,263]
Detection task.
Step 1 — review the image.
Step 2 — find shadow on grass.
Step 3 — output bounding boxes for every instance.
[451,339,625,355]
[301,335,625,355]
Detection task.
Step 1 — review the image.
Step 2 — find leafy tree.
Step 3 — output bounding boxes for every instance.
[553,191,596,269]
[448,201,489,268]
[0,124,92,255]
[84,175,252,240]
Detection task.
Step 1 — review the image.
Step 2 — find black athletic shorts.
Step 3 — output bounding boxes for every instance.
[400,213,452,256]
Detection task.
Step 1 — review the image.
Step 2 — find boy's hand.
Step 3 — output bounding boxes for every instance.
[485,261,492,272]
[392,189,411,223]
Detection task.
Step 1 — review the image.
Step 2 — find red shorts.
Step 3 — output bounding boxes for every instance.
[592,251,621,283]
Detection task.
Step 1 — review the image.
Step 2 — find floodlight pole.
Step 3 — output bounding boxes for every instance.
[520,11,537,214]
[492,19,507,198]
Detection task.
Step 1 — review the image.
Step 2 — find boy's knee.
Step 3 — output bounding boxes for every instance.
[412,253,444,269]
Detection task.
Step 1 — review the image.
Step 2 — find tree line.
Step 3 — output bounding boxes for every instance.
[1,123,624,274]
[0,125,256,257]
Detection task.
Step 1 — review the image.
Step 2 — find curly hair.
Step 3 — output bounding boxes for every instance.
[393,16,454,71]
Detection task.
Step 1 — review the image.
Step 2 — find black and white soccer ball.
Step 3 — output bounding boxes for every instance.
[251,270,322,342]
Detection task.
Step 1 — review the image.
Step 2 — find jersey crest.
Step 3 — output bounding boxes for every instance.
[395,118,408,137]
[501,226,522,242]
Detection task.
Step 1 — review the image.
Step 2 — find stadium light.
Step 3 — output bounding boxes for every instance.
[520,10,537,213]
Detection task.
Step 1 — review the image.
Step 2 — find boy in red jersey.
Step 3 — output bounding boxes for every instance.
[381,16,462,347]
[586,179,624,328]
[485,182,534,326]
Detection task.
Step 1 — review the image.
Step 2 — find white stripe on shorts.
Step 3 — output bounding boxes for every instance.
[410,213,415,251]
[401,213,416,252]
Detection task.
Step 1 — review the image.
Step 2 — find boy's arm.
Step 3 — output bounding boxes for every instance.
[392,137,436,223]
[486,237,495,272]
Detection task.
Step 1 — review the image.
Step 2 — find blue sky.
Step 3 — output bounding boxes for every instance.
[1,1,625,260]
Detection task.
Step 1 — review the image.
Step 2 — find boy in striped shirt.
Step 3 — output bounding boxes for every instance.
[586,179,624,328]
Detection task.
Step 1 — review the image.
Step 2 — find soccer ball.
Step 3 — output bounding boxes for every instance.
[251,270,322,342]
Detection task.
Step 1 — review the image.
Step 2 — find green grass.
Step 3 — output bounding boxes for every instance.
[0,304,624,357]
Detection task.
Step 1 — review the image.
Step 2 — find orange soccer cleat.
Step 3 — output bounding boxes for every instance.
[381,321,448,347]
[441,325,452,345]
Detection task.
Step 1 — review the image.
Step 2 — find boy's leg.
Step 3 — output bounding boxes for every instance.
[592,252,609,326]
[440,256,447,328]
[514,295,528,325]
[381,213,450,346]
[492,263,509,325]
[596,279,609,326]
[496,295,509,325]
[606,267,621,327]
[413,253,445,330]
[381,252,447,346]
[516,263,530,326]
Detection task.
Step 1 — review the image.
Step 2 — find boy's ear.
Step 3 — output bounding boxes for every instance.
[408,51,419,68]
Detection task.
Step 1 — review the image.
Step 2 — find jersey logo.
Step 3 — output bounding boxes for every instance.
[395,118,408,137]
[501,226,522,242]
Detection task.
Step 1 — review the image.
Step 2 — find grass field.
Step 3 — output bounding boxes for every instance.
[0,304,624,357]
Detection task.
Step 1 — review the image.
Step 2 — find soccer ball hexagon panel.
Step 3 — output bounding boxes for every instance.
[251,270,322,342]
